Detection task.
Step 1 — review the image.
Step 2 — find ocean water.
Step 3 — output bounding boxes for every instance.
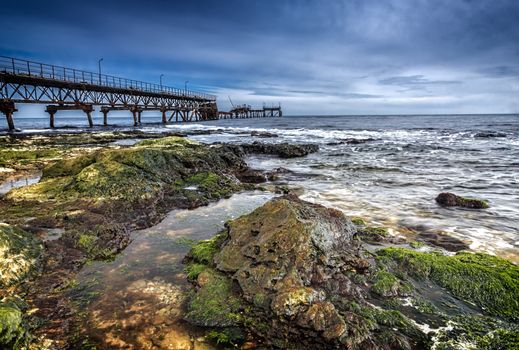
[3,113,519,261]
[169,114,519,262]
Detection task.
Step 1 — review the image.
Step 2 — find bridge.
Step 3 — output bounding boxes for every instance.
[0,56,281,131]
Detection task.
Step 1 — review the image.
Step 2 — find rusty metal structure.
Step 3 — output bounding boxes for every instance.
[0,56,281,131]
[221,103,282,119]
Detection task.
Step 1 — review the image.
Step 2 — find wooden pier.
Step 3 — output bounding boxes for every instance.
[0,56,281,131]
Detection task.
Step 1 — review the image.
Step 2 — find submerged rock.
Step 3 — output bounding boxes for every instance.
[474,131,507,138]
[326,138,376,145]
[251,131,278,138]
[241,141,318,158]
[184,196,519,349]
[435,192,489,209]
[236,169,267,184]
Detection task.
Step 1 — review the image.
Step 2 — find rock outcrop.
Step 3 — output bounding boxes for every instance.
[0,136,261,348]
[184,196,428,349]
[240,141,318,158]
[184,196,519,349]
[251,131,278,138]
[435,192,489,209]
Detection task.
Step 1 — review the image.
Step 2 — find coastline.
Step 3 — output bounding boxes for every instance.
[0,129,518,349]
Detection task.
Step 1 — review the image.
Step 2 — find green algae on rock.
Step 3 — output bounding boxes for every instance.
[0,223,43,288]
[184,195,431,349]
[0,298,30,350]
[435,192,489,209]
[357,226,389,243]
[7,136,245,204]
[185,268,242,327]
[377,247,519,322]
[184,195,519,349]
[0,135,257,348]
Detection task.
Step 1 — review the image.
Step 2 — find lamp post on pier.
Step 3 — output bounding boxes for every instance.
[160,74,164,90]
[98,58,103,85]
[185,80,189,95]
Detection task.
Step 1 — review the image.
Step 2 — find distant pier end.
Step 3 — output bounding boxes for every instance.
[0,56,281,131]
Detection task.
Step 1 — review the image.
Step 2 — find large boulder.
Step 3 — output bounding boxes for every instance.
[184,196,519,349]
[184,196,429,349]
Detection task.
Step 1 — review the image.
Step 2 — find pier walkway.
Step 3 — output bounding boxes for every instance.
[0,56,281,131]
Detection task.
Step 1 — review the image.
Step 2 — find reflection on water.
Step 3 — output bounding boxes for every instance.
[0,171,41,195]
[71,191,274,350]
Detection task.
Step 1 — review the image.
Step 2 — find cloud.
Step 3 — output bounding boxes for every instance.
[1,0,518,114]
[478,66,519,78]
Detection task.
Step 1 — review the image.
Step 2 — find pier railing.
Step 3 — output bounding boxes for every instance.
[0,56,216,101]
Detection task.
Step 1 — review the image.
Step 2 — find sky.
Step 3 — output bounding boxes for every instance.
[1,0,519,115]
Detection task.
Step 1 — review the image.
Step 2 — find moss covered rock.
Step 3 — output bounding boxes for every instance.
[357,226,389,243]
[435,192,489,209]
[0,223,42,288]
[184,196,519,349]
[185,268,242,327]
[184,196,431,349]
[377,248,519,322]
[0,298,29,350]
[7,137,245,203]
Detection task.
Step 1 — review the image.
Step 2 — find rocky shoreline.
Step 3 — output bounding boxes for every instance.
[0,132,517,349]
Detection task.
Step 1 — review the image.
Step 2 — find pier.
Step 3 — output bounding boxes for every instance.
[0,56,281,131]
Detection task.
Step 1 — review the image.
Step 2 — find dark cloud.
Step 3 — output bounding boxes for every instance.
[1,0,518,114]
[478,66,519,78]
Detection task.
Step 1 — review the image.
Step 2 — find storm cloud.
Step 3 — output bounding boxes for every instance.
[1,0,518,114]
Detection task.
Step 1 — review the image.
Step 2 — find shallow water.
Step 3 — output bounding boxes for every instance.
[71,191,274,349]
[0,171,41,195]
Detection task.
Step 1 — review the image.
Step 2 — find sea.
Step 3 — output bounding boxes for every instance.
[2,113,518,262]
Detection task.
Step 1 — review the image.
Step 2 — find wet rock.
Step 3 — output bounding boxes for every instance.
[415,230,469,252]
[237,167,291,183]
[0,136,257,347]
[435,192,489,209]
[474,131,507,138]
[0,223,43,288]
[185,196,519,349]
[236,169,267,183]
[377,248,519,321]
[265,167,291,181]
[240,141,318,158]
[251,131,278,138]
[184,268,242,327]
[185,196,432,348]
[356,226,389,244]
[326,138,376,145]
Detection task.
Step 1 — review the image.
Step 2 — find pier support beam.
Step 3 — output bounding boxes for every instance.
[0,101,17,131]
[45,104,94,128]
[86,110,93,127]
[49,110,56,128]
[130,106,143,126]
[101,108,109,126]
[161,108,167,123]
